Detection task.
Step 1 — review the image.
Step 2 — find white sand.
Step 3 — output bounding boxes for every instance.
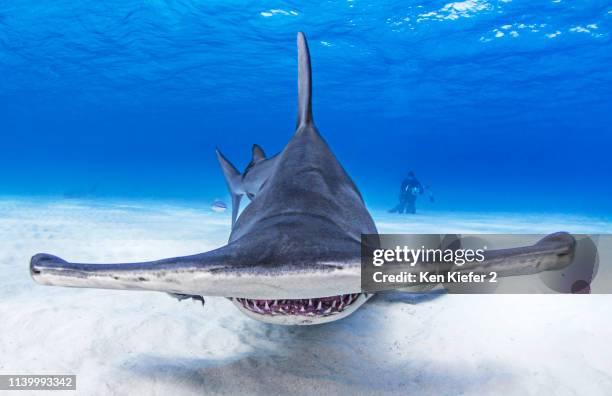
[1,198,611,395]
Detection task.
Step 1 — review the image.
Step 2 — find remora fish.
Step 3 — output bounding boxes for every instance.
[30,33,576,325]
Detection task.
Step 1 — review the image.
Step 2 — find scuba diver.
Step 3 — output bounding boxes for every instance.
[389,171,434,214]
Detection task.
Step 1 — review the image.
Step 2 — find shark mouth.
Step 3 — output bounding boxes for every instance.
[233,293,363,317]
[230,293,372,325]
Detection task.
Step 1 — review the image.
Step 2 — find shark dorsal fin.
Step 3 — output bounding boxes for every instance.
[251,144,266,164]
[297,32,313,129]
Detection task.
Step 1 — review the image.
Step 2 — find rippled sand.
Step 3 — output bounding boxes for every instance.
[1,198,611,395]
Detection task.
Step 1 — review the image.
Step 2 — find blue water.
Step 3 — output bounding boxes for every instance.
[1,1,611,215]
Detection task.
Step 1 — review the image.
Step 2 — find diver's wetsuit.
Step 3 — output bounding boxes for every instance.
[390,175,424,214]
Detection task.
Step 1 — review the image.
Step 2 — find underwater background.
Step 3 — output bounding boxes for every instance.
[3,3,612,392]
[1,0,611,215]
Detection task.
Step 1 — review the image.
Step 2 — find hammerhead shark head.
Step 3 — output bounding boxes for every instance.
[30,32,576,325]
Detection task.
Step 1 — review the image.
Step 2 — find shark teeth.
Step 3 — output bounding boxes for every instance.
[235,294,361,317]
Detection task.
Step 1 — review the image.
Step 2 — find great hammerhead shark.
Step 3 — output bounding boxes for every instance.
[30,33,576,325]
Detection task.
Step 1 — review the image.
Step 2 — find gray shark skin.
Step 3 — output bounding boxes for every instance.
[30,32,576,326]
[216,144,280,228]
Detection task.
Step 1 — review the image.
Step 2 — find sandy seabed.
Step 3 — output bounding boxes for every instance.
[1,198,611,395]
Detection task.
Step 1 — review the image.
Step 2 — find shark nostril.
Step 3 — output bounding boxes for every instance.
[30,255,46,276]
[30,254,70,280]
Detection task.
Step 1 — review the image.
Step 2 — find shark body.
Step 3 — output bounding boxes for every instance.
[30,33,575,325]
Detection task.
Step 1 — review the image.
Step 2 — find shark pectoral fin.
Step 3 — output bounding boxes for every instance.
[215,148,240,184]
[371,289,447,305]
[231,193,242,227]
[456,232,576,277]
[215,148,244,227]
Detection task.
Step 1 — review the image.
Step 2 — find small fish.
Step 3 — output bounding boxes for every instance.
[211,200,227,213]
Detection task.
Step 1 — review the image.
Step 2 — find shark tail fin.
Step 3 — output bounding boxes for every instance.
[215,148,243,227]
[251,144,266,164]
[297,32,313,129]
